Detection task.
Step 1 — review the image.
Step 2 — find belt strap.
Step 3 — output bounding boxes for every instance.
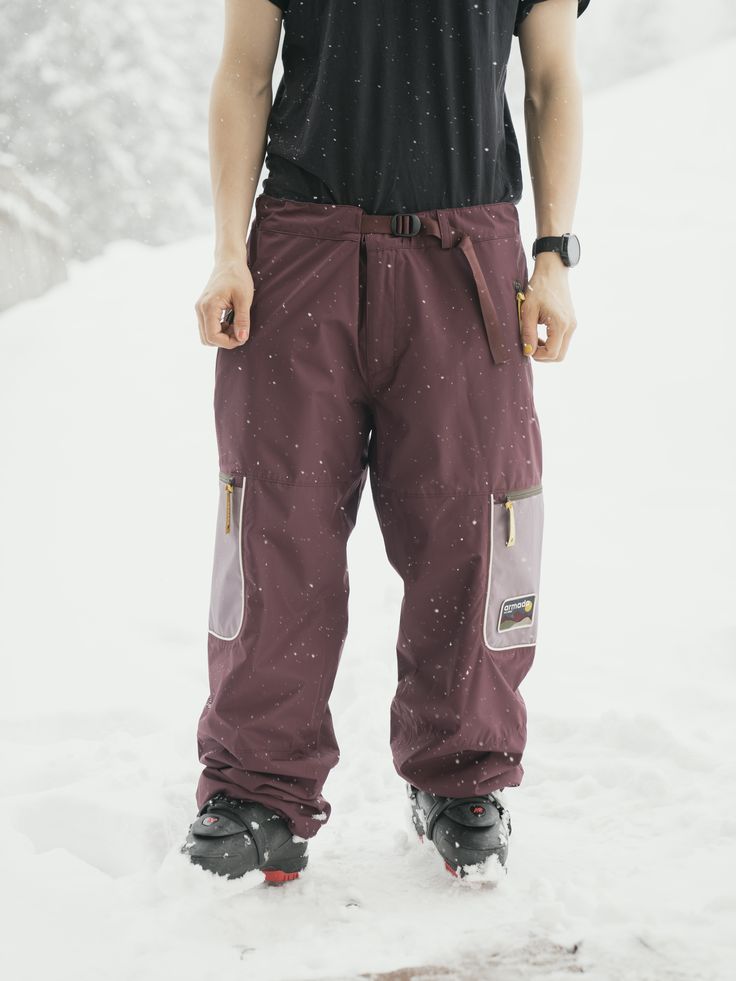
[359,212,512,365]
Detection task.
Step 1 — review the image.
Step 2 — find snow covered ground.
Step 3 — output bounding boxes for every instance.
[1,38,735,981]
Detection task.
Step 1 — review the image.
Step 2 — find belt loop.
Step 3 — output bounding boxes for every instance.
[437,211,454,250]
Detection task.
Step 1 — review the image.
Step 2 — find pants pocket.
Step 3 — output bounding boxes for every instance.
[208,472,246,641]
[483,483,544,651]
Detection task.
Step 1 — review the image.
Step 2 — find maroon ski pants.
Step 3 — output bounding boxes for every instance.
[195,192,544,839]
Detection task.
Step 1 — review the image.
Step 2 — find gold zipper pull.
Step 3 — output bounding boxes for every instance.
[504,499,516,547]
[224,481,233,534]
[513,280,525,326]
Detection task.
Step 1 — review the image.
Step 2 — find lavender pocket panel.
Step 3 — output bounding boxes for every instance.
[208,475,246,641]
[483,487,544,651]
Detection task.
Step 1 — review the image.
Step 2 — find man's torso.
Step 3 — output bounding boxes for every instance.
[263,0,529,213]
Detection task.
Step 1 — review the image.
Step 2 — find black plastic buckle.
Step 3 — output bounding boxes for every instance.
[390,213,422,237]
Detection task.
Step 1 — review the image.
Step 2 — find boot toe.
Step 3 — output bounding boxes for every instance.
[180,795,308,880]
[182,822,260,878]
[407,784,511,876]
[433,814,509,871]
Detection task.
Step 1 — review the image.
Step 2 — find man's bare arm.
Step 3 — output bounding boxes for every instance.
[195,0,283,348]
[518,0,583,362]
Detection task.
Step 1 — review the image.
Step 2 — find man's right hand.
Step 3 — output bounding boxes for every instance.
[195,256,254,349]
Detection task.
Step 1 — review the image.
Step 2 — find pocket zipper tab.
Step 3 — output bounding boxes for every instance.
[224,479,234,534]
[513,279,525,329]
[504,500,516,547]
[501,483,541,546]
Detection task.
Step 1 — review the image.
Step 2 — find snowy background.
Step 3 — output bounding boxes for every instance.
[1,4,736,980]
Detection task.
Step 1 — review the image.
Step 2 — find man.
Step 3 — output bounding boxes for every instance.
[184,0,588,884]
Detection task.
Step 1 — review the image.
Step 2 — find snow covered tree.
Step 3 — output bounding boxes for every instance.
[0,0,222,260]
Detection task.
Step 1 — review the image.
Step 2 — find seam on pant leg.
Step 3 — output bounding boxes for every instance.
[371,481,492,499]
[229,471,364,490]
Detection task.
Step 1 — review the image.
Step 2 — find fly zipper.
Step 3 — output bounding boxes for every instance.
[219,472,235,534]
[499,483,542,548]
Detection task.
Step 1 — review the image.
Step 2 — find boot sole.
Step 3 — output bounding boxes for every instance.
[185,848,308,884]
[263,868,301,885]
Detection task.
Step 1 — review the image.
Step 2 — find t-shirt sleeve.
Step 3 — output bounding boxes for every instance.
[514,0,590,37]
[267,0,289,11]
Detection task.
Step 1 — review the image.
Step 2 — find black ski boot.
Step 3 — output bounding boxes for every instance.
[407,783,511,878]
[180,791,308,884]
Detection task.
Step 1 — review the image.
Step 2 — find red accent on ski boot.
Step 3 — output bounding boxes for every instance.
[444,861,459,877]
[263,868,300,885]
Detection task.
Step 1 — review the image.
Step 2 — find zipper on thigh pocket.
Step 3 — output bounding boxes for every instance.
[503,482,542,547]
[209,472,246,641]
[220,471,235,534]
[483,483,544,651]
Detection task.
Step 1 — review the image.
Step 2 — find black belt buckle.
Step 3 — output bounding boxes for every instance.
[390,213,422,237]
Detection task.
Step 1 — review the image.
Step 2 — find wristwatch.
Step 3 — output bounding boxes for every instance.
[531,233,581,267]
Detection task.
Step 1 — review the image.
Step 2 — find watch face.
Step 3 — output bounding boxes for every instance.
[563,233,581,267]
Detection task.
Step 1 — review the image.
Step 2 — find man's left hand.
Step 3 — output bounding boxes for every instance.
[519,254,578,362]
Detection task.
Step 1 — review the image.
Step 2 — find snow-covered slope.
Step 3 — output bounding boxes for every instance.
[1,38,735,981]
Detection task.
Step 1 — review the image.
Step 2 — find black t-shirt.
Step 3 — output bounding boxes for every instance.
[262,0,590,214]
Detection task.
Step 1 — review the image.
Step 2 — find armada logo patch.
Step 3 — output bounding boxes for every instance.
[498,593,536,632]
[202,815,220,825]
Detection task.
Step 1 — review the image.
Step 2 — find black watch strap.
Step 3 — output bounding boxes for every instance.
[532,236,565,258]
[532,233,581,267]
